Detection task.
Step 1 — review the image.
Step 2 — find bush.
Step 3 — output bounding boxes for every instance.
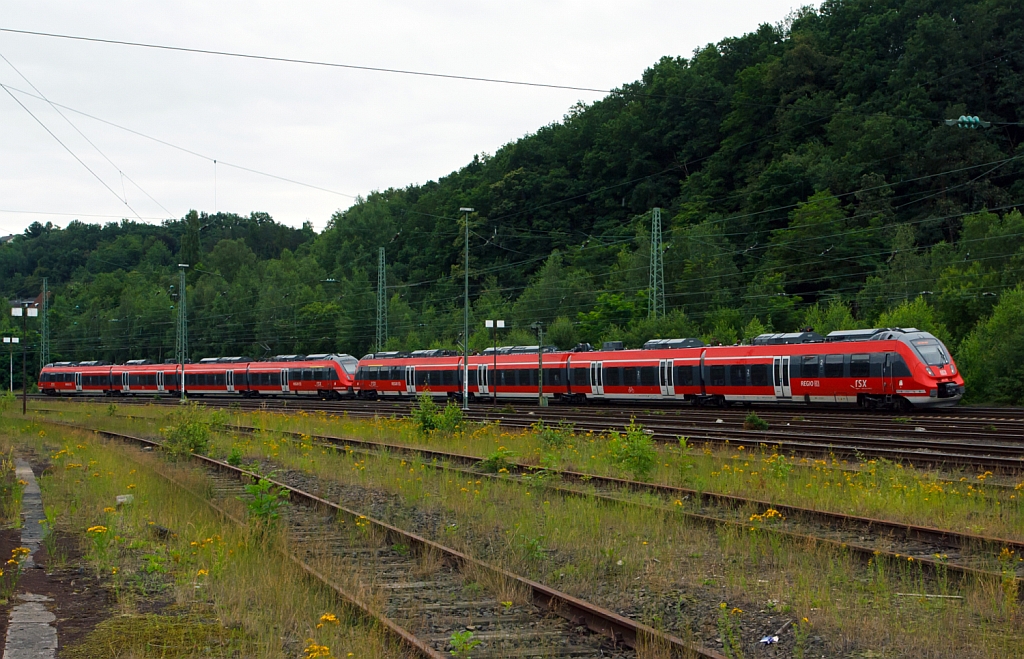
[435,402,464,435]
[532,420,575,448]
[608,418,657,481]
[411,392,440,434]
[161,402,211,458]
[410,392,464,435]
[743,412,769,430]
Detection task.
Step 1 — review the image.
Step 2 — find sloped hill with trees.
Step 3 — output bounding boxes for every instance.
[2,0,1022,402]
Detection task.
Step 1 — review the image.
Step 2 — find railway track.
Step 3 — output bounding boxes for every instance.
[41,418,724,659]
[223,422,1024,587]
[31,396,1024,472]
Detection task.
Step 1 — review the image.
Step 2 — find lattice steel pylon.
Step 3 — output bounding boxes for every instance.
[376,247,387,352]
[175,265,188,401]
[648,207,665,319]
[39,278,49,368]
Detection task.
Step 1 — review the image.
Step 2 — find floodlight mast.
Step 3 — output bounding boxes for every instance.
[459,208,474,410]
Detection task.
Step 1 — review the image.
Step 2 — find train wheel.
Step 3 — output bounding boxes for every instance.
[895,396,913,414]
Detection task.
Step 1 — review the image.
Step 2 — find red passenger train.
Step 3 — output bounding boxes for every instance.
[353,328,964,411]
[38,353,359,399]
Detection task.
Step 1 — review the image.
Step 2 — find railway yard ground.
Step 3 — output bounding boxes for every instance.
[0,397,1022,658]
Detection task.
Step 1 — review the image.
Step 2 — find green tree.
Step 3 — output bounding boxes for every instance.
[957,285,1024,405]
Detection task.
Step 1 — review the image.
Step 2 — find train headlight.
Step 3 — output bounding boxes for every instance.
[925,366,935,377]
[949,364,956,375]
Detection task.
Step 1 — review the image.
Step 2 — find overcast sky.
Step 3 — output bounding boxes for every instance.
[0,1,798,235]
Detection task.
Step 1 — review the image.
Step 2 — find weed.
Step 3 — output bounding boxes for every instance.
[717,602,745,659]
[391,543,410,556]
[238,478,289,527]
[793,617,811,659]
[226,446,244,467]
[607,418,657,481]
[477,447,515,474]
[106,402,118,416]
[742,412,769,431]
[449,630,481,658]
[532,420,574,448]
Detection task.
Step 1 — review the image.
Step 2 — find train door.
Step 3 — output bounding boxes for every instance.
[590,362,604,396]
[477,365,488,395]
[659,360,674,397]
[882,353,895,398]
[121,371,130,393]
[773,357,792,399]
[405,366,416,394]
[280,369,290,393]
[226,370,235,393]
[156,371,165,393]
[74,372,82,392]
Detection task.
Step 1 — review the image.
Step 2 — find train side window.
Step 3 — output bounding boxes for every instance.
[800,355,820,378]
[675,365,696,386]
[709,365,726,386]
[543,369,563,386]
[729,364,747,386]
[750,364,769,387]
[603,367,621,387]
[850,354,870,378]
[571,367,589,386]
[824,355,845,378]
[869,353,884,378]
[622,367,638,386]
[639,366,658,386]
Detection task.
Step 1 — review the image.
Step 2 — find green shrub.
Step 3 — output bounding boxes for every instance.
[411,392,440,434]
[532,420,575,448]
[435,402,464,435]
[607,418,657,481]
[477,447,515,473]
[238,478,289,526]
[411,392,464,435]
[742,412,769,430]
[161,402,211,458]
[226,447,244,467]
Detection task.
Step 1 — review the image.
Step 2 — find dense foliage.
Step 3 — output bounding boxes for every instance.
[1,0,1022,402]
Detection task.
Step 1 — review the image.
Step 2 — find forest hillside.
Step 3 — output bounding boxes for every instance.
[2,0,1023,403]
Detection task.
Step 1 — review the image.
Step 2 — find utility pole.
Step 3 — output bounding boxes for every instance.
[39,278,49,369]
[175,264,189,402]
[531,321,546,407]
[649,207,665,319]
[376,247,387,352]
[11,304,37,415]
[459,207,474,410]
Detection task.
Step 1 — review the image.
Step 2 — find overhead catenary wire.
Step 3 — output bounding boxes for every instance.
[0,83,145,221]
[0,52,175,218]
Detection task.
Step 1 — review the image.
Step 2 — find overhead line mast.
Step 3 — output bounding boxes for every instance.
[377,247,387,352]
[39,278,49,368]
[175,264,188,402]
[648,207,665,319]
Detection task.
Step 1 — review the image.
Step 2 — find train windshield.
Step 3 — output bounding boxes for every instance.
[911,338,949,366]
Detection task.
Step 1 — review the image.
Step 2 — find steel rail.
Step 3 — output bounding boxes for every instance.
[37,417,727,659]
[223,422,1024,592]
[28,396,1024,470]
